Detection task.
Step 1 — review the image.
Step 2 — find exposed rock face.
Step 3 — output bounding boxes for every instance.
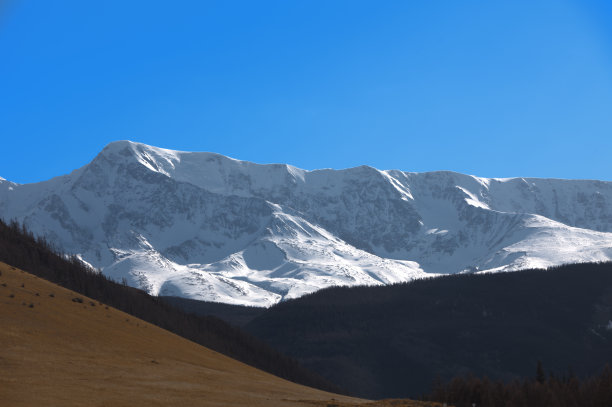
[1,141,611,305]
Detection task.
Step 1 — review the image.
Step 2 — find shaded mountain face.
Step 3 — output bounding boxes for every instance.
[243,262,612,399]
[1,140,612,305]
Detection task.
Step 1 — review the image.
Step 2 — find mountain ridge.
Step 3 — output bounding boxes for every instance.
[1,140,611,305]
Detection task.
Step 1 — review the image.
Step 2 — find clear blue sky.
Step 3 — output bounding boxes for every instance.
[1,0,612,183]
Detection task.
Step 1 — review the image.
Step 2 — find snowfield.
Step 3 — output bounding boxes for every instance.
[1,140,611,306]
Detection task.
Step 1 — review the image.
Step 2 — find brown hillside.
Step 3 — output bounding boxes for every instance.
[0,262,438,407]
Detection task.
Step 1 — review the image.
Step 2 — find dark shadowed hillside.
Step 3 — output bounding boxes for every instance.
[162,296,265,327]
[241,263,612,399]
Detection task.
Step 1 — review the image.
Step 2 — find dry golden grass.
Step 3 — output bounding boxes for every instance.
[0,262,442,407]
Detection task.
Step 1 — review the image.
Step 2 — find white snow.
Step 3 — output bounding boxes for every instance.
[456,186,490,209]
[2,140,612,306]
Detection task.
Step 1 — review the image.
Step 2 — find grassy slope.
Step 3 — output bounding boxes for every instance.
[0,262,438,407]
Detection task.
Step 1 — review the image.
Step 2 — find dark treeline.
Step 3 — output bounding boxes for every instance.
[162,295,265,327]
[0,218,337,393]
[243,262,612,399]
[423,363,612,407]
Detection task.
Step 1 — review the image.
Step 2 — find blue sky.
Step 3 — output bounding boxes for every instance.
[1,0,611,183]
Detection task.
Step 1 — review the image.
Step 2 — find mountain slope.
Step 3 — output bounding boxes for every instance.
[1,140,612,305]
[243,262,612,399]
[0,262,384,407]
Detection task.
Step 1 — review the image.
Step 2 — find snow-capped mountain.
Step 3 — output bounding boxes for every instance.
[1,141,611,306]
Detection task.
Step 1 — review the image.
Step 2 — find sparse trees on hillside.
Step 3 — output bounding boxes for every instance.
[423,363,612,407]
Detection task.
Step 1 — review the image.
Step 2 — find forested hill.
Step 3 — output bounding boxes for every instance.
[0,218,337,393]
[240,262,612,399]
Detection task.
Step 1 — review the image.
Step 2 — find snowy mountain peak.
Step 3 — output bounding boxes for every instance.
[2,141,612,306]
[93,140,309,198]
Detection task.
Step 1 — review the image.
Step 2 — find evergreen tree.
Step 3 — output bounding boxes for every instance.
[536,360,545,384]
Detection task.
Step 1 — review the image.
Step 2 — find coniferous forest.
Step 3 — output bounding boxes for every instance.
[423,362,612,407]
[241,262,612,399]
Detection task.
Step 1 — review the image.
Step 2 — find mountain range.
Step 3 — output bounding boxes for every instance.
[1,140,611,306]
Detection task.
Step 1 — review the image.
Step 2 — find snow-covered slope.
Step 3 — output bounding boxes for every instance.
[1,140,611,306]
